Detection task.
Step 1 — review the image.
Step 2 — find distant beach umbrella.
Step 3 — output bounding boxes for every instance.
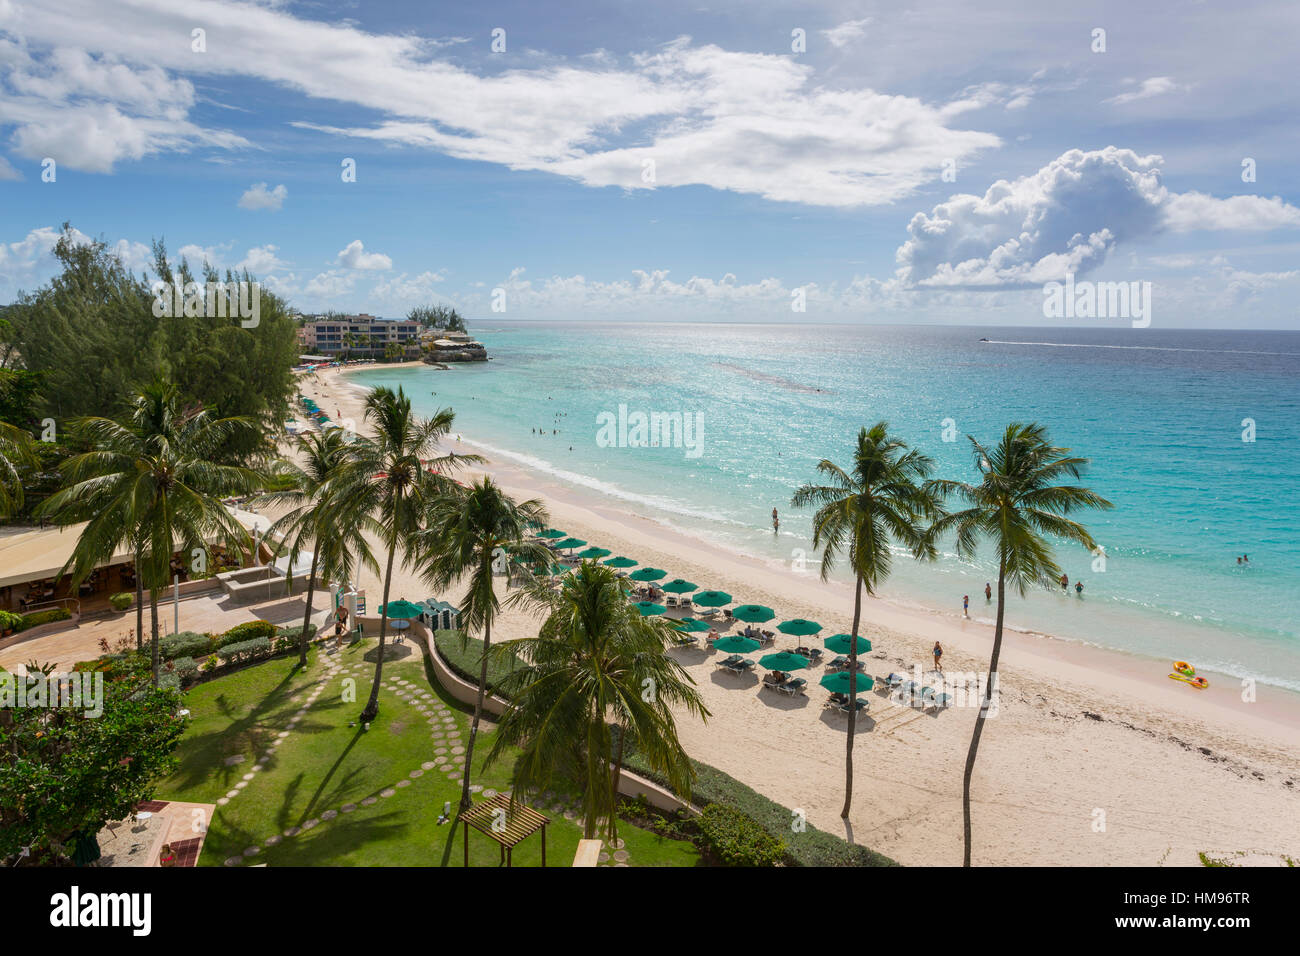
[628,567,668,582]
[553,537,587,550]
[576,546,612,560]
[824,634,871,655]
[660,578,698,594]
[380,599,424,619]
[713,635,761,654]
[777,618,823,636]
[536,528,567,539]
[672,618,713,633]
[731,604,776,623]
[692,590,732,607]
[819,672,874,695]
[758,651,811,671]
[634,601,666,616]
[603,556,638,568]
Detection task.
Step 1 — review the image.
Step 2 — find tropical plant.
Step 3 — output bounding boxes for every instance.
[929,422,1112,865]
[0,420,37,518]
[336,386,479,722]
[259,430,379,667]
[36,382,265,686]
[791,422,941,818]
[487,561,709,838]
[417,476,549,810]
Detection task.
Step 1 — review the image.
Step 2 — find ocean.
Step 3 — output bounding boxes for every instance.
[346,322,1300,691]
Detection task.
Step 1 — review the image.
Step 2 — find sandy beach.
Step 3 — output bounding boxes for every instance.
[294,364,1300,867]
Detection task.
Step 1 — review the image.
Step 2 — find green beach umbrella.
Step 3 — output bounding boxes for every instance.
[660,578,698,594]
[819,672,875,695]
[692,590,732,608]
[777,618,823,637]
[628,567,668,582]
[603,556,638,568]
[713,635,761,654]
[824,633,872,655]
[576,546,612,560]
[672,617,713,633]
[380,599,424,619]
[731,604,775,623]
[634,601,666,616]
[758,651,811,671]
[553,537,587,550]
[537,528,566,539]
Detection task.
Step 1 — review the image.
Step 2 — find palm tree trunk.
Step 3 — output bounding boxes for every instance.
[360,538,396,722]
[461,609,491,812]
[963,560,1006,866]
[299,548,320,668]
[149,588,160,688]
[134,549,143,653]
[608,721,626,846]
[842,573,864,819]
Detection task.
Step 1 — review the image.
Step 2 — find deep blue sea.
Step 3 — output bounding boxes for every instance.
[349,322,1300,690]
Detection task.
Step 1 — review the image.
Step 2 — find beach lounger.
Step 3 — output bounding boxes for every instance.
[680,598,693,611]
[672,634,699,647]
[777,677,807,697]
[715,654,742,668]
[830,695,867,714]
[665,595,678,607]
[932,693,953,710]
[723,608,733,621]
[881,672,903,689]
[762,672,788,690]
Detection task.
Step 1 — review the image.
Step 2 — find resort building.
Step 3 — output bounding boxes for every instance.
[299,314,422,358]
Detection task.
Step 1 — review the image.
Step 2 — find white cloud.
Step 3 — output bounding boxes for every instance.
[237,182,287,211]
[0,155,21,180]
[1105,76,1181,106]
[335,240,391,271]
[896,147,1300,288]
[237,244,288,273]
[371,270,448,304]
[821,18,871,48]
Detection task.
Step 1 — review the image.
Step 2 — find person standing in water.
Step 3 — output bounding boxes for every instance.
[984,582,992,602]
[1060,572,1069,590]
[771,508,779,532]
[963,595,970,618]
[1075,581,1084,595]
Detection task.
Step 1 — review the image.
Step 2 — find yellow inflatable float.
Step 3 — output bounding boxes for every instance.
[1168,661,1208,689]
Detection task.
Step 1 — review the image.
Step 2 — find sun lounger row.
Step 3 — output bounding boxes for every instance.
[895,679,952,710]
[761,671,807,696]
[715,655,755,674]
[824,692,868,714]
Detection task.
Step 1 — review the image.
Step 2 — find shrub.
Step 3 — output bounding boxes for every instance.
[216,619,276,649]
[18,607,72,630]
[0,610,22,633]
[216,637,272,665]
[108,592,134,612]
[199,654,219,673]
[697,804,786,867]
[159,631,212,661]
[170,657,199,683]
[274,623,318,654]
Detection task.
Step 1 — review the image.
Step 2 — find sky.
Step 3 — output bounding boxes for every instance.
[1,0,1299,328]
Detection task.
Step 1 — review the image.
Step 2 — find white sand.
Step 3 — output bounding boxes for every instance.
[295,365,1300,866]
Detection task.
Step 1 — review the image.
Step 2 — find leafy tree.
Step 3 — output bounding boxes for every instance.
[791,422,941,817]
[930,422,1112,865]
[407,304,466,333]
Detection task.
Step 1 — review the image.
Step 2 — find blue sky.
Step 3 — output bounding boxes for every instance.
[2,0,1299,327]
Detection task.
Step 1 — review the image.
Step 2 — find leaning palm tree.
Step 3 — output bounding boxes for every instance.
[259,431,380,667]
[490,561,709,840]
[791,422,941,819]
[37,382,264,685]
[929,422,1112,866]
[337,386,479,723]
[417,476,550,810]
[0,420,37,519]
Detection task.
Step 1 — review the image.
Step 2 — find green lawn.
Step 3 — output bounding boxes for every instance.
[159,638,701,867]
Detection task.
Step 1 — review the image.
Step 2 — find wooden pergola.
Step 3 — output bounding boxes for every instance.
[458,793,550,867]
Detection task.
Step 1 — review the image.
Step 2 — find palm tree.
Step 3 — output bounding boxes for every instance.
[0,420,36,519]
[929,422,1112,865]
[337,386,478,723]
[416,476,551,810]
[37,382,264,685]
[791,422,941,819]
[489,561,709,840]
[259,431,379,667]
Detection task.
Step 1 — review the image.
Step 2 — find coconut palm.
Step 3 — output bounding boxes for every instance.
[791,422,942,818]
[259,430,380,667]
[37,382,265,685]
[929,422,1112,866]
[489,561,709,840]
[416,476,552,810]
[0,420,41,519]
[337,386,479,723]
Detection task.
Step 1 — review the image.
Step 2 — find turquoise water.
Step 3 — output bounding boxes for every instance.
[348,322,1300,691]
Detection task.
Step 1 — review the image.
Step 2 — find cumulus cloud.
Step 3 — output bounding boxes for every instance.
[896,147,1300,288]
[335,240,392,271]
[237,182,287,211]
[237,244,288,273]
[821,18,871,48]
[1105,76,1181,106]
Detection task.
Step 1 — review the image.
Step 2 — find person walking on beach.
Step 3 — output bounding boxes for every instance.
[1059,572,1069,590]
[984,582,992,602]
[933,641,943,673]
[963,594,970,618]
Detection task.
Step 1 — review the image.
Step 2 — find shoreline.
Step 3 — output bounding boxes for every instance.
[305,362,1300,865]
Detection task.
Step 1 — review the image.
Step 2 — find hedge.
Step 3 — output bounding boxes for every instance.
[16,607,72,630]
[216,619,276,648]
[160,631,213,660]
[440,631,897,867]
[698,803,786,867]
[273,623,318,654]
[217,637,273,665]
[169,657,199,682]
